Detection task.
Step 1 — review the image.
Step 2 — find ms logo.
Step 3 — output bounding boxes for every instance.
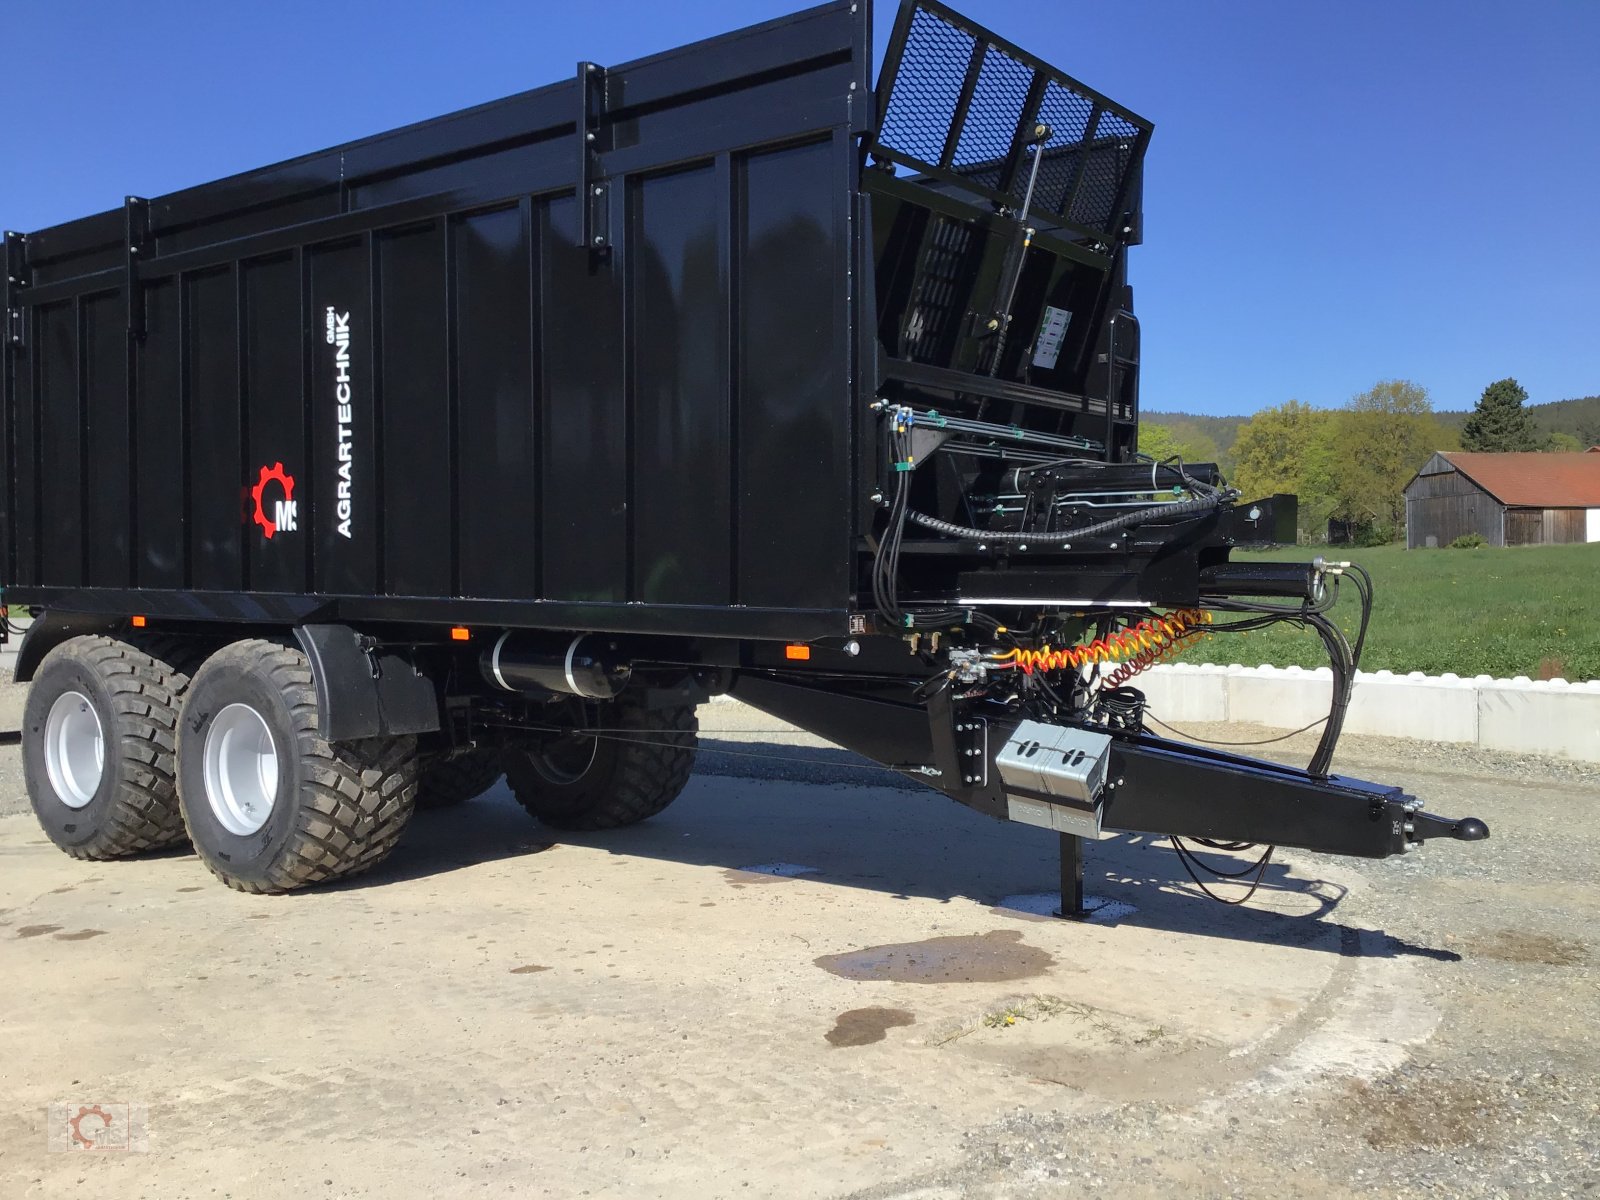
[251,462,298,539]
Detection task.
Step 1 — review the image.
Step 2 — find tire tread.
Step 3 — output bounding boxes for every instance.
[506,700,696,831]
[44,634,200,860]
[179,639,419,894]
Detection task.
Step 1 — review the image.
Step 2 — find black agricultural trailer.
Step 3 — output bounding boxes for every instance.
[0,1,1484,900]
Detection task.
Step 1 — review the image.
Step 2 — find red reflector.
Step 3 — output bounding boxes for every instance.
[131,615,148,628]
[785,644,811,661]
[451,627,471,642]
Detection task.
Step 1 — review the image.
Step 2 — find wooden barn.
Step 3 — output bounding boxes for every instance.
[1403,452,1600,548]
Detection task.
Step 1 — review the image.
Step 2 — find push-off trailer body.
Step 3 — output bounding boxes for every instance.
[1,2,1484,899]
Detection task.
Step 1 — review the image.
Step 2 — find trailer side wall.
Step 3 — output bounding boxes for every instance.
[2,3,872,641]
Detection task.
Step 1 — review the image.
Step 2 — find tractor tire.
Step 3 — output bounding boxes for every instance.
[503,698,697,831]
[175,638,419,893]
[23,633,199,860]
[417,750,503,809]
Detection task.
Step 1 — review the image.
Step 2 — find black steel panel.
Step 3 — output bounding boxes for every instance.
[135,279,185,588]
[2,583,845,642]
[184,269,242,591]
[540,196,627,603]
[0,246,10,585]
[82,292,131,586]
[5,2,873,641]
[37,302,82,586]
[1104,736,1403,860]
[183,270,241,595]
[630,163,731,605]
[452,205,539,600]
[242,254,307,593]
[738,138,851,609]
[24,211,123,286]
[308,240,377,596]
[351,140,570,214]
[376,223,452,597]
[10,293,39,588]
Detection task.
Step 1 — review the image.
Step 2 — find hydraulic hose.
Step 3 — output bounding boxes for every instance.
[904,494,1226,544]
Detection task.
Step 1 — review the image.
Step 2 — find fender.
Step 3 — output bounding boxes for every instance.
[293,624,442,742]
[12,612,123,682]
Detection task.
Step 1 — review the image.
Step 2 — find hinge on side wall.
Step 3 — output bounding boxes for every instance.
[3,231,26,350]
[577,60,611,257]
[125,196,150,341]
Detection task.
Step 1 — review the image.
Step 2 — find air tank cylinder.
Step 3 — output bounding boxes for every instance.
[482,633,631,700]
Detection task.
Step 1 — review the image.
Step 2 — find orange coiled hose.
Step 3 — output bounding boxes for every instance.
[995,609,1212,676]
[1102,624,1212,688]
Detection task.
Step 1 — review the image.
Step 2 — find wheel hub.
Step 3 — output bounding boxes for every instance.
[43,690,105,809]
[203,703,280,836]
[527,730,599,785]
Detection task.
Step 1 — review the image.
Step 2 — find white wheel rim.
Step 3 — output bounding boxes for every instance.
[203,703,280,836]
[44,690,105,809]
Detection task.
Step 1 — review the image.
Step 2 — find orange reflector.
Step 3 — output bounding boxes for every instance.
[450,627,472,642]
[131,615,147,628]
[785,644,811,661]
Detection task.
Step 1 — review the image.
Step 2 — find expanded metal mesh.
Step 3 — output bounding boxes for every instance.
[875,2,1150,241]
[877,7,976,166]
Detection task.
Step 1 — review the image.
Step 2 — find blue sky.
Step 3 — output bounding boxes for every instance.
[3,1,1596,417]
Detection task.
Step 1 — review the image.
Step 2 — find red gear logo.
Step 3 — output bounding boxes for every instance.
[68,1104,113,1148]
[251,462,296,539]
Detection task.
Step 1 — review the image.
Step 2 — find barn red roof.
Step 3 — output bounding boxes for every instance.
[1438,452,1600,507]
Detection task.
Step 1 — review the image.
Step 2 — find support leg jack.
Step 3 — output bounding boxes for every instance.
[1053,832,1094,920]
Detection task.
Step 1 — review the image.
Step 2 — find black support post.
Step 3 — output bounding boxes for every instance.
[1053,832,1088,920]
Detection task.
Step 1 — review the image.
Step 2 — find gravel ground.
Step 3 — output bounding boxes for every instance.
[3,679,1595,1198]
[669,706,1600,1198]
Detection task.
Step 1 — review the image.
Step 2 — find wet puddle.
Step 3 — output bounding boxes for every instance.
[1466,930,1587,966]
[16,925,62,938]
[722,863,821,888]
[54,929,106,942]
[826,1007,916,1047]
[815,930,1054,984]
[509,964,551,975]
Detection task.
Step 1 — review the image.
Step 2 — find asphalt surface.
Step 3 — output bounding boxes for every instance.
[0,688,1595,1199]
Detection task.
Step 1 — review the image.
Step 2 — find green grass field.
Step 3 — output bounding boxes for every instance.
[1168,542,1600,682]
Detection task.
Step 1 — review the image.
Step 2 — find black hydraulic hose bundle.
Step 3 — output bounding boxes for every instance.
[871,408,1232,629]
[905,494,1225,544]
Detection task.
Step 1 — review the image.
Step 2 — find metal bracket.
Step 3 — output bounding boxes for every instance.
[577,61,611,255]
[954,717,989,789]
[3,231,26,350]
[125,196,150,340]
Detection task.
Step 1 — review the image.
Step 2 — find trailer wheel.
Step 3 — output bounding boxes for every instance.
[23,634,200,860]
[417,750,503,809]
[503,699,697,831]
[176,639,419,893]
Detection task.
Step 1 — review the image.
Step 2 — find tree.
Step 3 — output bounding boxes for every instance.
[1137,422,1220,466]
[1460,378,1538,452]
[1229,400,1336,540]
[1324,379,1456,537]
[1544,431,1584,453]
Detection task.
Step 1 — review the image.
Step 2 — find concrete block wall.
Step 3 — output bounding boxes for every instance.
[1139,664,1600,763]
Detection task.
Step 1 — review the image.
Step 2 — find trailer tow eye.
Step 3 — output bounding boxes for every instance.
[1405,809,1490,847]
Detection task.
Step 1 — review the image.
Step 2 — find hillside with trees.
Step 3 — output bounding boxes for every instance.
[1144,392,1599,470]
[1142,385,1596,541]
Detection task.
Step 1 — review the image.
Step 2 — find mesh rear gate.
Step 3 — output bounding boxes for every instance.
[873,1,1152,245]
